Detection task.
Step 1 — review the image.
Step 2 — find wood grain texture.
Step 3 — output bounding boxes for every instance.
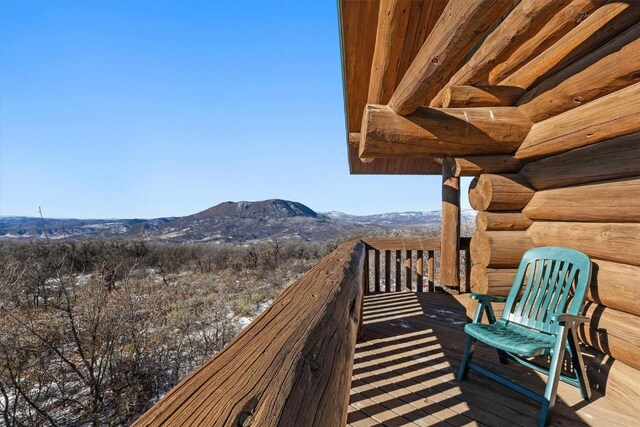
[501,1,640,89]
[590,259,640,318]
[527,222,640,267]
[368,0,411,105]
[430,0,573,106]
[441,159,460,288]
[450,155,522,177]
[515,82,640,161]
[347,145,443,175]
[488,0,604,84]
[468,174,534,212]
[442,85,525,108]
[388,0,511,115]
[470,265,518,296]
[340,0,380,133]
[580,302,640,371]
[360,104,531,159]
[133,240,365,427]
[518,23,640,123]
[523,178,640,222]
[476,211,533,232]
[520,132,640,190]
[470,230,534,268]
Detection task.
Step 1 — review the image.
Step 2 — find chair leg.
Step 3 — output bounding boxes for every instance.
[497,349,509,364]
[538,325,570,427]
[568,328,591,400]
[458,336,476,381]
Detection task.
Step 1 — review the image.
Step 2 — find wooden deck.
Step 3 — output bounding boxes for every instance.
[348,292,638,427]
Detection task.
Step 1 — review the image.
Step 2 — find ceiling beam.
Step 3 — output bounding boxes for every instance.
[500,1,640,90]
[387,0,512,116]
[442,85,525,108]
[488,0,605,85]
[367,0,411,104]
[430,0,574,107]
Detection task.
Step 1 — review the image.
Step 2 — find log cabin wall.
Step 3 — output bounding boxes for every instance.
[468,142,640,409]
[459,1,640,406]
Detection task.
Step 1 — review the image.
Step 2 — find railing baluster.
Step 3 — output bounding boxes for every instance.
[464,246,471,293]
[374,250,381,293]
[428,250,435,292]
[385,250,391,292]
[405,250,412,291]
[364,247,370,295]
[395,250,401,292]
[416,250,424,292]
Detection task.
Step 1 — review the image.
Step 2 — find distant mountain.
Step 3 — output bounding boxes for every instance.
[323,210,476,226]
[0,200,475,244]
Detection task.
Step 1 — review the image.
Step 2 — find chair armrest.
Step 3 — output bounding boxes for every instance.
[470,293,507,303]
[551,313,590,327]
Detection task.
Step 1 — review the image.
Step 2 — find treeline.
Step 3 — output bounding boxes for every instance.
[0,238,337,426]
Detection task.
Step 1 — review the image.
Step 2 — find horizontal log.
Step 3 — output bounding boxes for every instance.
[590,259,640,318]
[367,0,411,104]
[520,132,640,190]
[388,0,512,115]
[501,1,640,89]
[579,302,640,371]
[359,104,531,159]
[471,230,535,268]
[488,0,605,84]
[133,240,365,427]
[523,178,640,222]
[430,0,574,106]
[468,174,534,212]
[581,346,640,413]
[476,211,533,232]
[466,298,505,323]
[516,82,640,161]
[441,85,525,108]
[518,23,640,123]
[470,265,517,296]
[450,155,522,177]
[527,222,640,267]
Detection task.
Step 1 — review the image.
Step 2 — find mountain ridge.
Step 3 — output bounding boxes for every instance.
[0,199,474,243]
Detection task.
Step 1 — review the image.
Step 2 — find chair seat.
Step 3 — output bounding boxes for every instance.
[464,320,557,357]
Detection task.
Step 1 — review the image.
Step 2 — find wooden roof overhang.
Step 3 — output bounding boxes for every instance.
[338,0,639,176]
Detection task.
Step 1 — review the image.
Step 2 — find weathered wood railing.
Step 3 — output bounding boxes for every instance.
[133,236,471,426]
[362,237,471,294]
[133,240,366,427]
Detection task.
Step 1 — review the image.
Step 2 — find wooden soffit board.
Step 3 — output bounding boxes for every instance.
[339,0,448,175]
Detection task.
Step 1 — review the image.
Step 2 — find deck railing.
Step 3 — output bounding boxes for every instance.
[362,237,472,294]
[133,236,472,426]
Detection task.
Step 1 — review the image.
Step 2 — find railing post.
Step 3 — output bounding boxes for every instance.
[374,249,381,293]
[405,250,412,291]
[385,250,391,292]
[428,250,435,292]
[464,246,471,293]
[416,250,424,292]
[363,247,370,295]
[395,250,402,292]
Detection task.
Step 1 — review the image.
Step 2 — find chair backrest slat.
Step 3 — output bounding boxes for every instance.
[502,247,591,335]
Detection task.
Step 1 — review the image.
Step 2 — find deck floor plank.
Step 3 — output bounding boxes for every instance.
[348,292,637,427]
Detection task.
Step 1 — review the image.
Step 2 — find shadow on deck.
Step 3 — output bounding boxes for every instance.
[348,292,635,427]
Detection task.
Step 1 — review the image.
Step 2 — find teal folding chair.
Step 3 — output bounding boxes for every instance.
[458,247,592,427]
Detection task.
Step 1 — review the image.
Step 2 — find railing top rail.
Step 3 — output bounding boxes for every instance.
[363,236,471,251]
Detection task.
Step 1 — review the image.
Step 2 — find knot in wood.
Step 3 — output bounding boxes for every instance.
[431,56,439,64]
[237,412,254,426]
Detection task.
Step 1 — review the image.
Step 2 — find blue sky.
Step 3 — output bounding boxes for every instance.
[1,0,471,218]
